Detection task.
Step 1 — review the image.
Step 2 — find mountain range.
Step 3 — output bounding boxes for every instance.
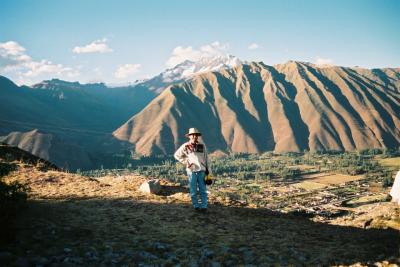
[1,56,399,169]
[0,74,162,169]
[114,60,400,155]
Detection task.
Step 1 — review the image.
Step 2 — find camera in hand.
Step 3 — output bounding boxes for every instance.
[194,143,204,153]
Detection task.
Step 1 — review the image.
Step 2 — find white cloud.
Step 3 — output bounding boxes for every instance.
[248,43,259,50]
[24,60,79,78]
[0,40,79,84]
[315,56,333,66]
[200,41,229,55]
[114,63,141,79]
[72,38,113,54]
[0,41,26,56]
[166,41,230,68]
[0,41,31,68]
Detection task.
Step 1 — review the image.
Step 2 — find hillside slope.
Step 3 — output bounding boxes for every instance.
[0,130,93,170]
[114,62,400,155]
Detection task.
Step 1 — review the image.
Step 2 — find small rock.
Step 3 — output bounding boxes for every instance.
[32,256,50,266]
[363,218,373,229]
[0,251,12,263]
[139,179,161,194]
[103,251,120,263]
[137,251,158,261]
[154,242,171,251]
[63,248,72,253]
[124,250,135,257]
[219,245,231,254]
[104,244,113,253]
[210,261,221,267]
[163,252,179,263]
[85,251,99,261]
[175,248,187,256]
[199,247,214,262]
[68,257,83,265]
[15,257,30,267]
[188,259,199,267]
[243,250,254,264]
[238,246,249,252]
[202,248,214,257]
[224,259,238,266]
[50,255,65,263]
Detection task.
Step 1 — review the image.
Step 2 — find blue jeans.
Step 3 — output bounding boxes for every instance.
[188,171,208,209]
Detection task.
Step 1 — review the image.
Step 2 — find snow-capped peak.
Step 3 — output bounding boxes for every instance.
[162,54,241,82]
[137,54,241,93]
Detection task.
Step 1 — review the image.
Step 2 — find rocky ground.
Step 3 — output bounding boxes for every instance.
[0,158,399,266]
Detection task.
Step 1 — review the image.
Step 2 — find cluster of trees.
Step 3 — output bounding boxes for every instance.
[300,151,383,175]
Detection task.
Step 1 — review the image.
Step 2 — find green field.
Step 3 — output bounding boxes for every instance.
[80,149,399,211]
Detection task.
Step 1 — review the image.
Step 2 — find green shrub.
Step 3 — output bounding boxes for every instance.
[382,172,394,188]
[0,162,17,177]
[0,179,27,244]
[0,180,27,209]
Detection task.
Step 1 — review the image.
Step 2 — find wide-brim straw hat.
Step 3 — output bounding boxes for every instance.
[185,127,202,137]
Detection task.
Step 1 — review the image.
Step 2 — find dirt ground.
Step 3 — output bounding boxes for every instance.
[1,163,399,266]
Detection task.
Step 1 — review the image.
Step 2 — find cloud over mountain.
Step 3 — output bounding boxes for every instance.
[166,41,230,68]
[0,41,79,85]
[114,64,141,79]
[315,56,334,66]
[248,43,259,50]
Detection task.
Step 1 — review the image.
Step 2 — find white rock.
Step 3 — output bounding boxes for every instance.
[139,179,161,194]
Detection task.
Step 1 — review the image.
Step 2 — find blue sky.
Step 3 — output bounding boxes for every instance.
[1,0,399,85]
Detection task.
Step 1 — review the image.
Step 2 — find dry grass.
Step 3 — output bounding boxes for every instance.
[294,173,365,190]
[287,164,316,170]
[308,173,365,185]
[294,181,329,190]
[379,157,400,168]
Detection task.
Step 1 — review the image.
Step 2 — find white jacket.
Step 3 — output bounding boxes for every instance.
[174,141,210,174]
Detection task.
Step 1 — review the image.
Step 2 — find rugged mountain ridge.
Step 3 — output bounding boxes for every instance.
[0,77,156,133]
[113,61,400,155]
[0,76,156,169]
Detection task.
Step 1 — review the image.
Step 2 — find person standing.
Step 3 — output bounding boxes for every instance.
[174,128,210,212]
